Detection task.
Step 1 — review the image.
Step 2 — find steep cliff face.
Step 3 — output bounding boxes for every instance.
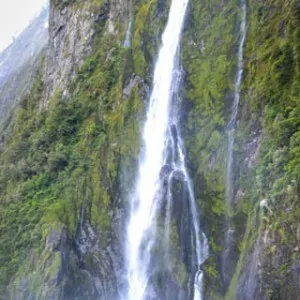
[181,0,300,299]
[228,1,300,298]
[0,0,299,299]
[2,2,155,298]
[44,1,95,103]
[43,0,134,104]
[0,0,159,299]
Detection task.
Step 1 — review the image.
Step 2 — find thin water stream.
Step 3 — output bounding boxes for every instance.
[222,0,247,289]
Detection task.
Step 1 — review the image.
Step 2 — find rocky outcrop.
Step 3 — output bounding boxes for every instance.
[43,1,95,104]
[107,0,132,34]
[236,242,261,300]
[8,213,125,300]
[43,0,133,104]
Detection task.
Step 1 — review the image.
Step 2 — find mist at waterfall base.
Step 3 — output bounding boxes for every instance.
[125,1,208,300]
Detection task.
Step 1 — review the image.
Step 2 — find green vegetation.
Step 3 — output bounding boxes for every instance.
[181,0,300,298]
[1,0,300,298]
[0,0,171,296]
[0,22,139,300]
[182,0,239,296]
[132,0,169,78]
[226,0,300,298]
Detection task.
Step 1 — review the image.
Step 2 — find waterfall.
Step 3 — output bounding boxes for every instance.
[124,0,133,48]
[226,0,247,206]
[167,64,209,300]
[124,20,132,48]
[222,0,247,289]
[126,0,208,299]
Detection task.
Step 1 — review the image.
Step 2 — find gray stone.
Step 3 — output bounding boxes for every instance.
[46,226,67,251]
[43,2,95,104]
[123,74,144,98]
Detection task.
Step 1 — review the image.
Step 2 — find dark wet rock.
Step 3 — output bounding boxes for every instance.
[160,164,173,181]
[170,124,178,146]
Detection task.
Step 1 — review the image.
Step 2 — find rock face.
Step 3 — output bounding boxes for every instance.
[43,1,95,103]
[43,0,133,104]
[2,0,133,299]
[16,1,132,298]
[107,0,132,34]
[236,242,261,300]
[8,217,125,300]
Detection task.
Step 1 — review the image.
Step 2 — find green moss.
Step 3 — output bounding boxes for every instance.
[225,0,300,298]
[132,0,169,77]
[226,205,260,300]
[182,0,239,296]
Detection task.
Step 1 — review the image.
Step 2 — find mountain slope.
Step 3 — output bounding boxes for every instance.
[0,6,49,126]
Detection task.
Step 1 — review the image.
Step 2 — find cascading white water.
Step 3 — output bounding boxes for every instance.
[126,0,208,299]
[226,0,247,205]
[175,128,209,300]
